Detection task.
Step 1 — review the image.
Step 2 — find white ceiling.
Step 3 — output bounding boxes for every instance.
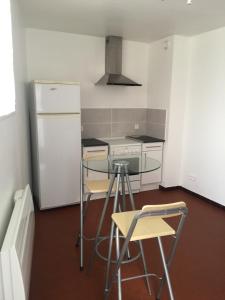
[19,0,225,43]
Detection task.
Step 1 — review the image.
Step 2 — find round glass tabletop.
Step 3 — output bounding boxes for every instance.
[82,154,161,175]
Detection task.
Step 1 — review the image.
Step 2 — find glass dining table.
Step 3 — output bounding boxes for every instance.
[79,154,161,270]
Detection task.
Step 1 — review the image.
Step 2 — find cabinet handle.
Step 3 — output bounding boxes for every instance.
[145,146,162,149]
[87,150,107,153]
[144,152,147,168]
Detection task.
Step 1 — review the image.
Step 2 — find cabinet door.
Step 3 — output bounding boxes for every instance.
[83,146,108,182]
[84,166,108,181]
[141,150,162,185]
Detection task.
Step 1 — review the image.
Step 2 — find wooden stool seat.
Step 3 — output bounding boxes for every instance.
[86,179,115,194]
[112,210,175,241]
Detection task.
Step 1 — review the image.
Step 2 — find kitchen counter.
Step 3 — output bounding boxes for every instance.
[101,137,142,146]
[82,138,109,147]
[126,135,165,143]
[82,136,165,147]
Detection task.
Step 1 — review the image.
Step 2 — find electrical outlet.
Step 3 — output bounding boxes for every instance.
[134,123,139,130]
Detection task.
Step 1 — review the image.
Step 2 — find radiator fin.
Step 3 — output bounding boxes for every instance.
[0,185,35,300]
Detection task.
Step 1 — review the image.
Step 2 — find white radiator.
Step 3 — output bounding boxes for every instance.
[0,185,35,300]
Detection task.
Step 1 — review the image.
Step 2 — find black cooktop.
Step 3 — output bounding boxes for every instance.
[127,135,165,143]
[82,138,108,147]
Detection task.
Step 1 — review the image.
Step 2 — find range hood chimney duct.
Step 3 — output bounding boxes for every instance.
[96,36,142,86]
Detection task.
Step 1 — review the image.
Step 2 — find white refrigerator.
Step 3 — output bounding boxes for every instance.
[30,81,81,209]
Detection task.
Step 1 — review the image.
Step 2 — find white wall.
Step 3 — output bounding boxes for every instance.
[181,28,225,206]
[0,114,18,246]
[0,1,30,293]
[148,37,173,110]
[0,114,18,300]
[163,36,190,187]
[26,28,149,108]
[0,0,30,247]
[11,0,31,188]
[148,36,190,188]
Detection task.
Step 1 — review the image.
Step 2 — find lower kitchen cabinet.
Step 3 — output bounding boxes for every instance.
[82,141,163,195]
[141,143,163,185]
[82,146,109,193]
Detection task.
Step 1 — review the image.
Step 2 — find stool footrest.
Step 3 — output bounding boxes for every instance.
[114,273,162,283]
[83,234,110,241]
[83,235,96,241]
[95,235,141,264]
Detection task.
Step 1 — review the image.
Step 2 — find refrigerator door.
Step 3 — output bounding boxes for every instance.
[36,113,81,209]
[34,83,80,113]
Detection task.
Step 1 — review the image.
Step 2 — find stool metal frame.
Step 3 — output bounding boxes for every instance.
[79,158,113,270]
[89,160,151,296]
[80,160,84,270]
[79,159,119,270]
[76,192,93,246]
[105,203,188,300]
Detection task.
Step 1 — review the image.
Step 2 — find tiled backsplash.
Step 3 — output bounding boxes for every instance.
[146,109,166,140]
[81,108,166,139]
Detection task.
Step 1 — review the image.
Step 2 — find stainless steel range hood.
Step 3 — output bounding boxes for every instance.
[96,36,142,86]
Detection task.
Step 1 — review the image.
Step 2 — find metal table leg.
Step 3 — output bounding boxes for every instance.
[121,172,131,260]
[121,173,126,211]
[80,161,84,270]
[104,167,121,295]
[88,171,117,270]
[76,192,92,247]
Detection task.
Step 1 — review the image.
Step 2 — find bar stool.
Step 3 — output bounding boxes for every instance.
[105,202,188,300]
[76,179,115,243]
[77,153,116,270]
[89,161,151,296]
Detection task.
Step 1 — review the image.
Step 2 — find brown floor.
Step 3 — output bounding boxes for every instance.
[29,189,225,300]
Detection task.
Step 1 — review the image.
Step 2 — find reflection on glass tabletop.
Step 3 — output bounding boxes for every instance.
[82,154,161,175]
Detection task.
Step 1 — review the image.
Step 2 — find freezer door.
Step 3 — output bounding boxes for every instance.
[36,114,81,209]
[34,83,80,113]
